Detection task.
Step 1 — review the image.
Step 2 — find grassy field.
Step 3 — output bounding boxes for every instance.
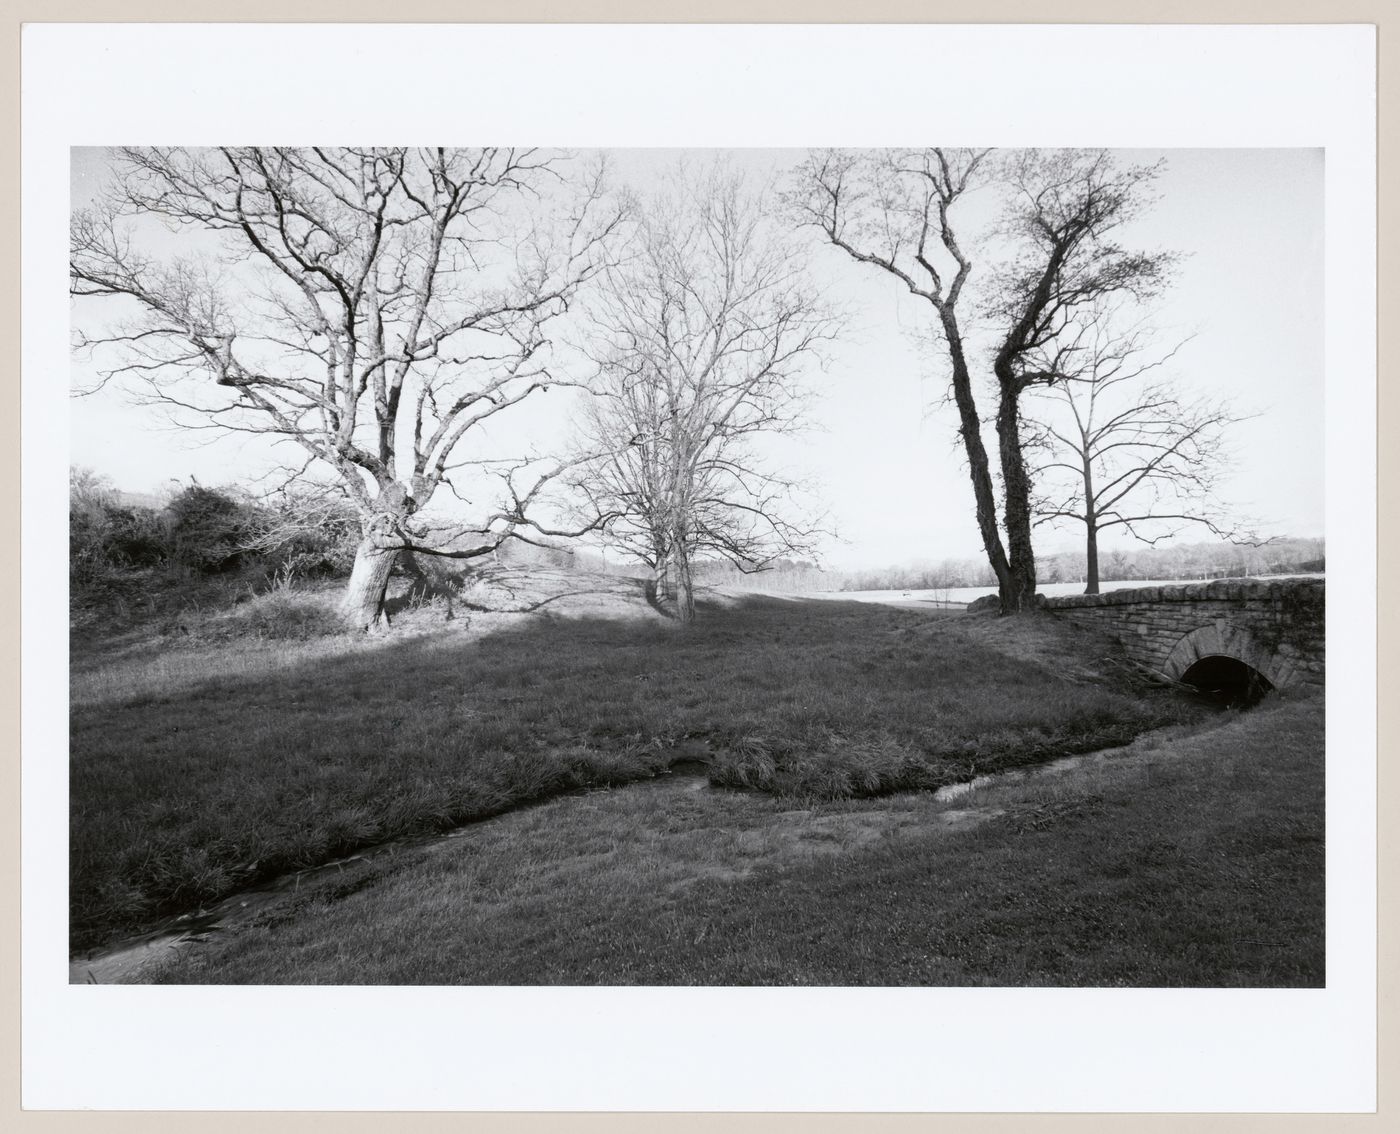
[69,566,1205,954]
[150,693,1324,986]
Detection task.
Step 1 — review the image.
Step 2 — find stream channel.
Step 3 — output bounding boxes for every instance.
[70,730,1190,984]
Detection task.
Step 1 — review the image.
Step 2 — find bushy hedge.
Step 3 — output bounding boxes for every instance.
[166,484,260,572]
[69,470,173,585]
[70,469,363,587]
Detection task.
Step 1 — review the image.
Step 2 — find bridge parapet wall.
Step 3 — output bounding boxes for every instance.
[1042,578,1325,689]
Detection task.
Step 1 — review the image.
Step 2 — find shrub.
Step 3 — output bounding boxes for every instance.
[105,506,171,568]
[167,485,261,573]
[247,488,362,581]
[70,468,118,583]
[70,467,172,584]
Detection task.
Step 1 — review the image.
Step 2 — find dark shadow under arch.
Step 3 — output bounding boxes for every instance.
[1180,654,1274,709]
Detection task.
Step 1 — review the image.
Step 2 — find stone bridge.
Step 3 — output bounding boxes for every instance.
[1040,577,1325,691]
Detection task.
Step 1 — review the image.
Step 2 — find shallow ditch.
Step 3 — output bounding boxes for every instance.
[70,753,716,984]
[70,715,1233,985]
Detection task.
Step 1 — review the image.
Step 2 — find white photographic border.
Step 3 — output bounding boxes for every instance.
[21,22,1377,1112]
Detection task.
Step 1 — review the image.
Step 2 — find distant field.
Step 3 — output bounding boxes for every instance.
[70,567,1202,953]
[804,574,1327,608]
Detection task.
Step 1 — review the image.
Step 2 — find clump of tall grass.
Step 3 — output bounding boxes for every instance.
[226,588,346,640]
[707,715,1179,803]
[165,583,346,643]
[710,735,949,801]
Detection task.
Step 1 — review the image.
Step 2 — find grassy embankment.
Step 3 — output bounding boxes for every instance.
[155,693,1325,986]
[73,566,1205,954]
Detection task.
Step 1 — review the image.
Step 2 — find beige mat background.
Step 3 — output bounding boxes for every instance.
[4,2,1391,1130]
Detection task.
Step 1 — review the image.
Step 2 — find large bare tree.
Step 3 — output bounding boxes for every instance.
[1024,305,1250,593]
[71,147,625,629]
[790,148,1175,612]
[573,166,835,623]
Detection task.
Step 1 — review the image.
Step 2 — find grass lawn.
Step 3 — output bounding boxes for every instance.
[72,567,1201,953]
[151,694,1324,986]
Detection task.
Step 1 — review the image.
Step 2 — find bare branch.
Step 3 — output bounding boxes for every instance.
[72,146,629,627]
[571,162,840,620]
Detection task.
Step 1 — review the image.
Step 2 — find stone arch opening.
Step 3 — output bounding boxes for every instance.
[1179,654,1274,708]
[1162,622,1290,693]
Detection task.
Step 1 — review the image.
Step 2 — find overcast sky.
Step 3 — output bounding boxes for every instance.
[69,146,1323,571]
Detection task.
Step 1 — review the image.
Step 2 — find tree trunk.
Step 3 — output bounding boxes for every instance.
[993,384,1039,613]
[1083,459,1100,595]
[673,544,695,624]
[1084,525,1100,595]
[341,538,398,631]
[940,309,1014,600]
[340,483,409,631]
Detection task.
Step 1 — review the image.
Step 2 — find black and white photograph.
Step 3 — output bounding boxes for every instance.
[22,21,1377,1115]
[65,142,1329,988]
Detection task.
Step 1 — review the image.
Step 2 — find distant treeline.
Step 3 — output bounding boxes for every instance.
[1031,538,1324,588]
[685,537,1325,594]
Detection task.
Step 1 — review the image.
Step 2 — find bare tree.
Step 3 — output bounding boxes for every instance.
[573,166,836,623]
[790,148,1175,612]
[1024,305,1252,593]
[71,147,625,629]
